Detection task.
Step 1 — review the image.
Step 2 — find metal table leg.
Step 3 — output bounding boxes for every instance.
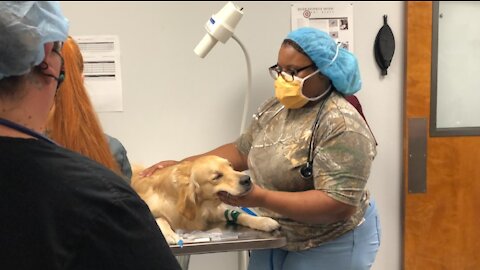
[175,255,191,270]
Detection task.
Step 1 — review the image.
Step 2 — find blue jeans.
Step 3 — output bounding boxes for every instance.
[248,200,381,270]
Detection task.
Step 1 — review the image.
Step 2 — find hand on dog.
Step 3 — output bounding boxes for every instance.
[139,160,179,177]
[218,184,266,208]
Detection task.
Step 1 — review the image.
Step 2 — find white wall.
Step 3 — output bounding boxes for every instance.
[61,2,404,270]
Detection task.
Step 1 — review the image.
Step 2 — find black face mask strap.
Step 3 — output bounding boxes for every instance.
[52,52,65,91]
[38,60,65,91]
[45,71,65,89]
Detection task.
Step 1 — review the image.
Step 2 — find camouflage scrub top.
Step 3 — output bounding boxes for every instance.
[235,91,377,251]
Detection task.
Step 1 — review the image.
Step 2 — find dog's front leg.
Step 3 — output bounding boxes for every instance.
[156,217,181,245]
[236,212,280,232]
[220,207,280,232]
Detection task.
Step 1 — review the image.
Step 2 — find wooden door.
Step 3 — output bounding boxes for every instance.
[404,2,480,269]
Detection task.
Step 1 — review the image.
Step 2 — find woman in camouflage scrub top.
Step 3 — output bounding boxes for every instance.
[142,27,381,270]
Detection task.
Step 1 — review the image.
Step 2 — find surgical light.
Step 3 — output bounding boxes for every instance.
[194,2,244,58]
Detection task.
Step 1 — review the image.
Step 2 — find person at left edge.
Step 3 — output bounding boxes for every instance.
[0,2,181,269]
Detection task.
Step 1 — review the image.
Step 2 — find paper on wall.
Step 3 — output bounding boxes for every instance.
[291,2,354,52]
[74,35,123,112]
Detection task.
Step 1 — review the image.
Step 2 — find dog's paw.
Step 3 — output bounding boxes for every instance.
[163,231,182,245]
[249,217,280,232]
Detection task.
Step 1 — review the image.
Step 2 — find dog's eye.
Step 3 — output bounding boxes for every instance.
[213,173,223,181]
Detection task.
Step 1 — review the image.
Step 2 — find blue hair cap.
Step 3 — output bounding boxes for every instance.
[286,27,361,95]
[0,1,69,80]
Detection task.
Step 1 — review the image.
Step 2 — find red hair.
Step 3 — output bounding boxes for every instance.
[48,36,121,175]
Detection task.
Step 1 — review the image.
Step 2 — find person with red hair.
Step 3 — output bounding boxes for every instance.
[47,36,132,181]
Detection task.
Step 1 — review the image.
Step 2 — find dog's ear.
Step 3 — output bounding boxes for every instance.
[176,182,198,220]
[174,162,199,220]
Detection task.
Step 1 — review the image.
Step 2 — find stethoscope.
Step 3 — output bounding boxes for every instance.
[0,117,57,145]
[299,90,331,180]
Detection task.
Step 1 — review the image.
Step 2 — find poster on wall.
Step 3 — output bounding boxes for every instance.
[73,35,123,112]
[291,2,354,52]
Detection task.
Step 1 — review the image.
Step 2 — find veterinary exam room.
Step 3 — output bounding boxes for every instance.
[1,1,479,270]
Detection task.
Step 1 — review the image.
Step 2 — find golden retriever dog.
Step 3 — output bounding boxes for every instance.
[131,155,280,244]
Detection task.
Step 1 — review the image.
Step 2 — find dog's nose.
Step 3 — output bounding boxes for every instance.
[240,175,252,188]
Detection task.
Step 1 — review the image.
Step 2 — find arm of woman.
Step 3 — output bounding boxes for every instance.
[219,185,356,224]
[198,142,249,172]
[140,142,248,176]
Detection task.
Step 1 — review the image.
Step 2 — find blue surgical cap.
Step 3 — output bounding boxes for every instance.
[286,27,361,95]
[0,1,69,80]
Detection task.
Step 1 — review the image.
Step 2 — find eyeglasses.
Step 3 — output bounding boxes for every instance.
[268,63,316,82]
[52,41,64,54]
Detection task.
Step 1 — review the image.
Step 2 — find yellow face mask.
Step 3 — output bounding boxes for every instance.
[274,70,321,109]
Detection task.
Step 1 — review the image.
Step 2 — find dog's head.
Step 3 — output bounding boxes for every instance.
[190,155,252,198]
[176,155,251,220]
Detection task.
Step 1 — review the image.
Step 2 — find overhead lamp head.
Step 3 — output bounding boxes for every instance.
[194,2,244,58]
